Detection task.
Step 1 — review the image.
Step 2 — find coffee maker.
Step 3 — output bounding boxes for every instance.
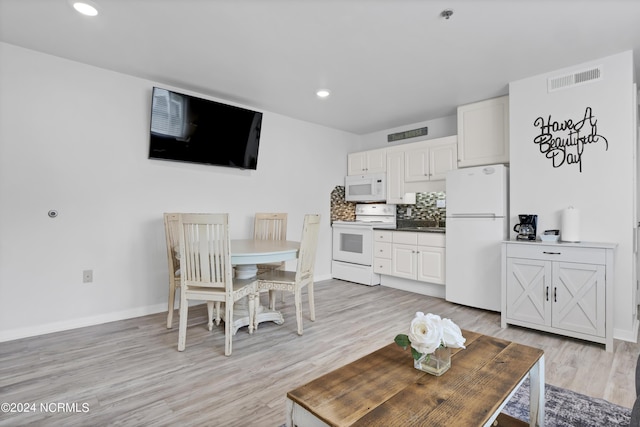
[513,214,537,240]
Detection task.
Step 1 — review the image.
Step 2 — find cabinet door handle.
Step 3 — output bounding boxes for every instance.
[554,287,557,302]
[545,286,549,301]
[543,251,561,255]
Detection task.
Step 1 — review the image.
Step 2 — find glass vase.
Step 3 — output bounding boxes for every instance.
[414,346,451,376]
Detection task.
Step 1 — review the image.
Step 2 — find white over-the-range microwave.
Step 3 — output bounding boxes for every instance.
[345,173,386,202]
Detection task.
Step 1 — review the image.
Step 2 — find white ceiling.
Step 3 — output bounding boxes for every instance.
[1,0,639,135]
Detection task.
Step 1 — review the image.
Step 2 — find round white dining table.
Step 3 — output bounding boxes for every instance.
[227,239,300,334]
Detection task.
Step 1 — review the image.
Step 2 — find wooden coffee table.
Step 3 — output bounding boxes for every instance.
[286,330,544,427]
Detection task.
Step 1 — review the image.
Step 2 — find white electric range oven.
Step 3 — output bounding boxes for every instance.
[332,204,396,286]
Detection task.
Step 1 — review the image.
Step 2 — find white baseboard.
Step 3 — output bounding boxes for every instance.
[0,303,167,343]
[0,275,335,343]
[614,317,640,344]
[380,276,445,299]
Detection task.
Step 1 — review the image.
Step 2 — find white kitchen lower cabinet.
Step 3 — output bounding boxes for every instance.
[376,231,445,285]
[501,241,615,352]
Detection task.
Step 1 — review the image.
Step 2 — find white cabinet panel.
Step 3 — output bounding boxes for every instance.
[392,244,417,279]
[348,148,387,175]
[457,96,509,167]
[417,246,445,284]
[505,257,551,326]
[386,149,406,204]
[552,262,605,337]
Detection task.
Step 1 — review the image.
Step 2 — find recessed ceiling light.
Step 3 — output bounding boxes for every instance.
[316,89,331,98]
[72,1,99,16]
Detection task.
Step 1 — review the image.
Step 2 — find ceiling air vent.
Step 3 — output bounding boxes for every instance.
[547,65,602,92]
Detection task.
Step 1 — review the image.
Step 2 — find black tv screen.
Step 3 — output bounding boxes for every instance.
[148,87,262,170]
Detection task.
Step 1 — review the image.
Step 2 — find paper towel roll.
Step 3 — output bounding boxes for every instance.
[561,206,580,242]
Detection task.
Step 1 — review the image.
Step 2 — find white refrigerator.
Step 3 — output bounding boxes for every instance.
[445,164,508,311]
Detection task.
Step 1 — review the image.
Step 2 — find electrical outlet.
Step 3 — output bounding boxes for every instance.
[83,270,93,283]
[436,199,446,208]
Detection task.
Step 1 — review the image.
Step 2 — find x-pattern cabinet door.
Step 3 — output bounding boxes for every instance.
[506,258,551,327]
[552,262,606,337]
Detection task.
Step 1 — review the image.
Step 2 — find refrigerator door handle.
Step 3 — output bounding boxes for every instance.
[449,213,498,219]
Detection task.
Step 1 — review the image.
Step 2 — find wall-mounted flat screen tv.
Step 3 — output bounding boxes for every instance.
[148,87,262,170]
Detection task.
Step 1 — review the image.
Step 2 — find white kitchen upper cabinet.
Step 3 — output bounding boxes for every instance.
[428,138,457,180]
[404,136,457,182]
[386,148,406,204]
[347,148,387,175]
[457,96,509,167]
[404,145,430,182]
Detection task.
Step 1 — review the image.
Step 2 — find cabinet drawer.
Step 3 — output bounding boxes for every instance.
[393,231,418,245]
[374,258,392,275]
[374,230,393,242]
[374,242,392,259]
[506,244,606,265]
[418,232,446,248]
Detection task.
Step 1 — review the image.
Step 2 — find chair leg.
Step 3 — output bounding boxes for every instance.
[225,300,233,356]
[268,289,277,311]
[295,287,303,336]
[215,302,221,326]
[177,291,188,351]
[207,302,214,331]
[247,293,256,334]
[308,282,315,322]
[167,280,176,329]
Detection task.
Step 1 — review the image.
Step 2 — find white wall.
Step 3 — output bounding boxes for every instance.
[358,115,457,151]
[0,42,358,341]
[509,50,638,341]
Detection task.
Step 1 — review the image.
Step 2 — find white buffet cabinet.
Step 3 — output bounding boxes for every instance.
[501,240,615,352]
[374,230,446,297]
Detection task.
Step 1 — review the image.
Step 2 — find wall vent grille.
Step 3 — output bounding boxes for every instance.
[548,65,602,92]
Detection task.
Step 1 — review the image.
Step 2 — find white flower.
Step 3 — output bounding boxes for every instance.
[441,317,466,349]
[408,312,443,355]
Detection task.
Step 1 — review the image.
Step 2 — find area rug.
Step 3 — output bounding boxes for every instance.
[502,378,631,426]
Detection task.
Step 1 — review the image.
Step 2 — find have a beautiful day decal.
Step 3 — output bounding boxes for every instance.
[532,107,608,173]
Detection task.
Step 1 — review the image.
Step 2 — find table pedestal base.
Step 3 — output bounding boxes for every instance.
[222,298,285,335]
[219,265,285,334]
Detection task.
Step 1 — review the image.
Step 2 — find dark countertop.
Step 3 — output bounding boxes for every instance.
[389,219,446,233]
[372,226,446,233]
[394,226,446,233]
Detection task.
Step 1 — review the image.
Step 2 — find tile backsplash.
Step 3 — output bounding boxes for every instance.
[396,192,446,227]
[330,187,446,227]
[330,186,356,222]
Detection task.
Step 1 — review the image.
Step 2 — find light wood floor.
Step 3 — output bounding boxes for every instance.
[1,279,638,426]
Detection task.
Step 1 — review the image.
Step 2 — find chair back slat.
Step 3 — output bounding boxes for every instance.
[295,214,321,282]
[254,213,288,241]
[179,213,231,290]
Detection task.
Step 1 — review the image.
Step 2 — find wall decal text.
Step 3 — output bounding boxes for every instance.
[533,107,608,172]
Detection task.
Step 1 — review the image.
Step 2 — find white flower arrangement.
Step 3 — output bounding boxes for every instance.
[395,312,466,359]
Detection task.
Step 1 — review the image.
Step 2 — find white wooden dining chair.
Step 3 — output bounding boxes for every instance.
[163,213,181,329]
[254,213,288,307]
[177,213,258,356]
[256,214,320,335]
[254,213,288,273]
